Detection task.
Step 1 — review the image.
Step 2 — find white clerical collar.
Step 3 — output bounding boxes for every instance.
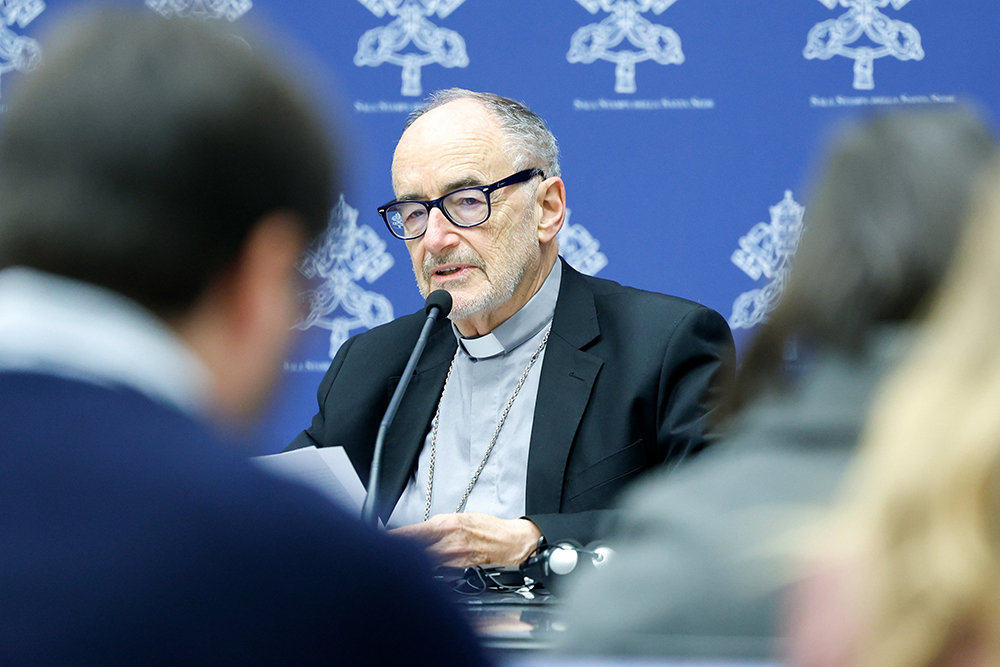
[455,260,562,360]
[0,266,211,416]
[459,332,506,359]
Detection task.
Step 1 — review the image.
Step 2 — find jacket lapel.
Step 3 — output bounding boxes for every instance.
[525,261,602,514]
[379,321,456,522]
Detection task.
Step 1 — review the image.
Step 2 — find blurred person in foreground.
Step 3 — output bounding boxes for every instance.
[559,109,997,659]
[0,11,485,665]
[787,162,1000,667]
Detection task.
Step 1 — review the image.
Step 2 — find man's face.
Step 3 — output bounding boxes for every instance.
[391,100,541,323]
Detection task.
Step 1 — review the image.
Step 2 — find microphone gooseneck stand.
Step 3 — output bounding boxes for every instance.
[361,289,452,527]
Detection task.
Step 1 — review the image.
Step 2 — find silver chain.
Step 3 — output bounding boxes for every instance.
[423,326,552,521]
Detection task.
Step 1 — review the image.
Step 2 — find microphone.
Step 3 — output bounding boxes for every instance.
[519,540,616,592]
[361,289,452,526]
[423,289,453,319]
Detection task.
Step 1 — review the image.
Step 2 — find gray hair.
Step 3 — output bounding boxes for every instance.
[404,88,561,178]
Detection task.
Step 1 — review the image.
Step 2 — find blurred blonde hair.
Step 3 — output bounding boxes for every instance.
[834,161,1000,667]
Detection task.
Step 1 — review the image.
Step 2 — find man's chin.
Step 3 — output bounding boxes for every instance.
[424,273,476,296]
[416,276,495,320]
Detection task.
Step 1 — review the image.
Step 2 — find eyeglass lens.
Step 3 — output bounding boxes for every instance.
[385,188,490,238]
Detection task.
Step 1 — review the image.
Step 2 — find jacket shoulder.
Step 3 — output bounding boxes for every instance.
[351,308,429,343]
[333,308,442,362]
[580,271,722,322]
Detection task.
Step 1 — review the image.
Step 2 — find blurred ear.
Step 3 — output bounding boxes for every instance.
[177,212,307,423]
[228,212,306,346]
[536,176,566,245]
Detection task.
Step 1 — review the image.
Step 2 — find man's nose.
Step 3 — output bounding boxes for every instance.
[421,206,459,255]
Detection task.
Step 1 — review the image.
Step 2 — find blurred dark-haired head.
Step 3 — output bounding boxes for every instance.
[0,10,338,319]
[732,108,997,412]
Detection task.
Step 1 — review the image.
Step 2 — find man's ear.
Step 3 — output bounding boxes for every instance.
[536,176,566,244]
[177,212,307,422]
[228,212,306,338]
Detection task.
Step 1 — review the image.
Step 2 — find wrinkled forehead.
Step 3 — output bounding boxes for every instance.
[391,100,513,198]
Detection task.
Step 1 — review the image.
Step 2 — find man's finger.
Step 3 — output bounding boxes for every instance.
[389,522,441,545]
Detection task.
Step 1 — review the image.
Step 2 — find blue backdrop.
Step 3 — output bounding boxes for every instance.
[5,0,998,452]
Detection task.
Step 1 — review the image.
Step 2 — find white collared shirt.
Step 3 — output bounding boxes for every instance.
[0,267,211,416]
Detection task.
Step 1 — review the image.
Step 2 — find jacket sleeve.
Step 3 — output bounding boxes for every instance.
[656,304,735,467]
[525,305,735,546]
[524,509,615,547]
[285,336,357,452]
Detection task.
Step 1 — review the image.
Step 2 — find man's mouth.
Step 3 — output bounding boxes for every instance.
[423,250,484,283]
[431,264,475,279]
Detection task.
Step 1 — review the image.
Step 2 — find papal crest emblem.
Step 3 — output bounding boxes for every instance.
[296,195,395,359]
[355,0,469,98]
[145,0,252,21]
[729,191,806,330]
[0,0,43,100]
[557,208,608,277]
[567,0,684,94]
[804,0,924,90]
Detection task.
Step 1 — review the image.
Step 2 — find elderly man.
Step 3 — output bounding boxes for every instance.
[291,89,734,567]
[0,14,484,664]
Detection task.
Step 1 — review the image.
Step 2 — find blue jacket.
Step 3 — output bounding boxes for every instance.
[1,371,486,665]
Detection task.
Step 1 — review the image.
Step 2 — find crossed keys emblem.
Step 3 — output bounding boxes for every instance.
[355,0,469,97]
[567,0,684,94]
[804,0,924,90]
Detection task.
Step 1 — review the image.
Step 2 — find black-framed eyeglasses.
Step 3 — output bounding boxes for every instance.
[378,168,545,240]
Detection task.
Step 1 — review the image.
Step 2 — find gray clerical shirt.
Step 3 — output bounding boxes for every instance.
[387,261,562,527]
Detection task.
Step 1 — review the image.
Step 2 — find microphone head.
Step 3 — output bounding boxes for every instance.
[424,289,452,318]
[548,545,579,575]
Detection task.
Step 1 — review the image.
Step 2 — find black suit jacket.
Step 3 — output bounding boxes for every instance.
[290,261,735,544]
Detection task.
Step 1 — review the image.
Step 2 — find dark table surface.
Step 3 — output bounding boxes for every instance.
[437,569,782,666]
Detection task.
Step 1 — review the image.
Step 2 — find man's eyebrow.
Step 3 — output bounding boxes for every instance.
[441,176,486,193]
[397,176,486,202]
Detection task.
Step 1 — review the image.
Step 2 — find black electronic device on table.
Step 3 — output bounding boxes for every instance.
[438,539,616,599]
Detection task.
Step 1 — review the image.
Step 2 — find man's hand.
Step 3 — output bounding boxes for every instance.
[390,513,543,568]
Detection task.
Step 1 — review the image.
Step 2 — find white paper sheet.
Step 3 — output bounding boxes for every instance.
[252,446,366,519]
